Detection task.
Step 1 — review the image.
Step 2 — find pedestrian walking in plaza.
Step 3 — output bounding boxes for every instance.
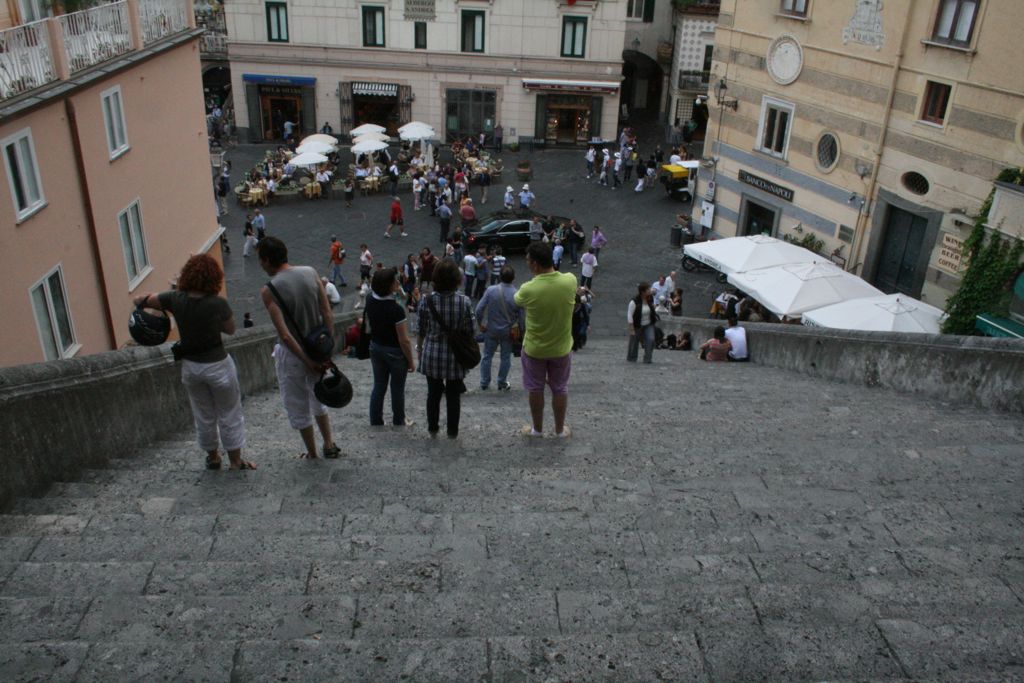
[459,198,477,229]
[316,167,332,200]
[463,250,478,297]
[388,160,400,197]
[646,156,658,188]
[598,149,610,185]
[419,247,436,293]
[359,244,373,283]
[328,236,347,287]
[476,265,520,391]
[518,184,535,210]
[627,282,658,364]
[503,185,515,210]
[134,254,255,470]
[591,226,608,259]
[243,222,257,258]
[580,248,598,289]
[366,268,417,427]
[217,163,231,215]
[450,226,465,262]
[385,197,407,238]
[438,202,452,244]
[552,240,564,271]
[566,220,585,266]
[252,208,266,241]
[417,259,474,438]
[343,176,354,207]
[623,147,634,181]
[412,175,424,211]
[477,168,490,204]
[474,246,489,297]
[514,242,577,438]
[489,245,506,285]
[585,146,596,177]
[494,123,503,151]
[612,152,622,189]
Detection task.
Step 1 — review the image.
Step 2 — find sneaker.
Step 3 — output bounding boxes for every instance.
[498,382,511,392]
[323,444,342,459]
[384,233,391,238]
[521,425,543,438]
[555,425,572,438]
[396,418,415,427]
[401,232,408,237]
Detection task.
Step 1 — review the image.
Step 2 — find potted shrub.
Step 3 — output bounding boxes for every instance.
[516,159,531,181]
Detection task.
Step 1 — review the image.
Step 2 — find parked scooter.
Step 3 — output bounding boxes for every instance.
[680,228,727,283]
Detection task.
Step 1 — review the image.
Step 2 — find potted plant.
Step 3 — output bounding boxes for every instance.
[516,159,531,181]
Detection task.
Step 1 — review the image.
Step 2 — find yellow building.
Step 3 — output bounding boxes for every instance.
[696,0,1024,307]
[0,0,221,366]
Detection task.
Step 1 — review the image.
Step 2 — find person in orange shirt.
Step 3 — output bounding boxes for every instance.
[328,236,347,287]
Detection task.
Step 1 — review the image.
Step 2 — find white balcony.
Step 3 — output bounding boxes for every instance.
[57,2,133,75]
[0,20,58,100]
[140,0,191,47]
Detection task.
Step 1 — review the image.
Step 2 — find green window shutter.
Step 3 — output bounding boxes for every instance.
[589,96,603,140]
[534,94,547,140]
[245,83,262,142]
[642,0,655,23]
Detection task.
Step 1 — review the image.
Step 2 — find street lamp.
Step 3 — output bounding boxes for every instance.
[714,78,738,111]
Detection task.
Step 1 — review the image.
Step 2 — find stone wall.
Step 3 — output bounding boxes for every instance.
[674,318,1024,414]
[0,313,358,511]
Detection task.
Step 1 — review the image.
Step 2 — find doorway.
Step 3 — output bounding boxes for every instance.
[260,92,302,141]
[876,206,928,295]
[740,199,777,236]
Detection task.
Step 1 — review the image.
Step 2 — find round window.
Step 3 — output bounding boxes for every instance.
[815,132,839,172]
[902,172,930,196]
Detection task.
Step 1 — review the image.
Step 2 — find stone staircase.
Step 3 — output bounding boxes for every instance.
[1,339,1022,681]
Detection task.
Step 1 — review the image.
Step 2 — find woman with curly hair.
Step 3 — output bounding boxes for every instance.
[133,254,255,470]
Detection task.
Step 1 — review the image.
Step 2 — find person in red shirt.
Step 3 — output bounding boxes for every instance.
[459,198,477,228]
[328,236,347,287]
[385,197,406,238]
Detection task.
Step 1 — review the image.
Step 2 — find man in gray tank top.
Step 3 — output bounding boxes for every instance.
[258,236,342,459]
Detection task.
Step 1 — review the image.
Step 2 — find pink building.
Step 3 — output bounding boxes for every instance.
[0,0,222,366]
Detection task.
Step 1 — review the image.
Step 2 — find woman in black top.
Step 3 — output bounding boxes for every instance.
[365,268,417,426]
[133,254,255,470]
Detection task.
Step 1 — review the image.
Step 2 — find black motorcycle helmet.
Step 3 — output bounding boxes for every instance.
[128,303,170,346]
[314,364,353,408]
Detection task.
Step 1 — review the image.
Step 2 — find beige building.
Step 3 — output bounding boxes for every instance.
[696,0,1024,307]
[0,0,222,366]
[224,0,627,145]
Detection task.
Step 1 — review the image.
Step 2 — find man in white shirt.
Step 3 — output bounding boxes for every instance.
[321,277,341,307]
[725,316,749,361]
[650,275,668,306]
[315,169,331,200]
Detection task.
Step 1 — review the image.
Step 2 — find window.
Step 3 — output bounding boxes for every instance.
[921,81,951,125]
[414,21,426,49]
[932,0,978,46]
[17,0,48,23]
[815,132,839,172]
[118,201,150,288]
[780,0,808,16]
[756,97,794,158]
[626,0,644,19]
[461,10,484,53]
[3,128,45,221]
[902,172,930,195]
[30,267,77,361]
[101,86,129,159]
[362,6,385,47]
[561,16,587,58]
[265,2,288,42]
[702,44,714,83]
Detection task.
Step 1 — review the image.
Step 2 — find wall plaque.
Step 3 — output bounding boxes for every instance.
[404,0,435,21]
[739,169,794,202]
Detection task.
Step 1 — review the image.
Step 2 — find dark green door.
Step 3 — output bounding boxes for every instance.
[877,207,927,295]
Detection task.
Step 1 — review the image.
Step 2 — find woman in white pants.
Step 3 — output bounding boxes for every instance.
[134,254,256,470]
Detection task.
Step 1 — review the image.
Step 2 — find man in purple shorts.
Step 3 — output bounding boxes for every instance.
[514,242,578,437]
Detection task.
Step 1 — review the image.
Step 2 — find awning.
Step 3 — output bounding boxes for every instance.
[522,78,620,94]
[352,82,398,97]
[242,74,316,86]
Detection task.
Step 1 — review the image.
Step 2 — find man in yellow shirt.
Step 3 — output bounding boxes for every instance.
[514,242,578,437]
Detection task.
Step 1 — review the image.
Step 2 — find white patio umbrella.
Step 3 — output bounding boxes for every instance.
[350,123,386,136]
[300,133,338,146]
[288,151,329,167]
[351,139,389,155]
[398,121,433,133]
[295,140,336,155]
[683,234,817,275]
[399,125,435,141]
[727,261,882,318]
[352,131,391,143]
[802,294,945,334]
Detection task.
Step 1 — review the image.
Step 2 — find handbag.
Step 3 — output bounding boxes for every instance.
[427,295,481,370]
[355,315,371,360]
[266,281,335,362]
[496,287,520,342]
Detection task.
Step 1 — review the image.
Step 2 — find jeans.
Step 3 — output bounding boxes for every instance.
[330,263,346,286]
[369,342,408,425]
[567,241,579,264]
[426,376,463,436]
[626,324,655,363]
[480,333,513,388]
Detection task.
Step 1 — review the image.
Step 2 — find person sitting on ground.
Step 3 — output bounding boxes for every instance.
[665,330,691,350]
[699,325,732,361]
[724,316,748,362]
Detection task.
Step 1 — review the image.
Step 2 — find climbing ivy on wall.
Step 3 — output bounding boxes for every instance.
[941,167,1024,335]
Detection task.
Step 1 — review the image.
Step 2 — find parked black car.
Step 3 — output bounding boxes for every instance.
[464,211,573,253]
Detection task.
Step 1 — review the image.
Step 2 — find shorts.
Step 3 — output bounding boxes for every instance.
[273,343,328,430]
[520,351,572,395]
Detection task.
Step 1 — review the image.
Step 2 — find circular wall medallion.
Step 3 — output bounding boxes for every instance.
[767,34,804,85]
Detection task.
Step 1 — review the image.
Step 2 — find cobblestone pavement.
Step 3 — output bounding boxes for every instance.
[2,338,1022,680]
[217,141,718,338]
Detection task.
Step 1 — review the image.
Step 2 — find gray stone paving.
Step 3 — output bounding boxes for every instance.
[2,339,1023,681]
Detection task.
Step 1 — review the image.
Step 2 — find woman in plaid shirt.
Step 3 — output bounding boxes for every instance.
[417,259,475,438]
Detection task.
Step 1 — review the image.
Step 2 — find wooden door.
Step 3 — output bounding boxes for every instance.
[876,207,927,295]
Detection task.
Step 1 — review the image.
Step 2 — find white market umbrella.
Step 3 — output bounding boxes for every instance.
[683,234,817,275]
[398,120,433,133]
[351,139,389,155]
[288,151,329,167]
[300,133,338,146]
[802,294,945,334]
[350,123,386,136]
[400,125,435,141]
[728,261,882,318]
[295,140,336,155]
[352,131,391,143]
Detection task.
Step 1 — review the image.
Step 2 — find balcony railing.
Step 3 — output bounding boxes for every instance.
[140,0,190,46]
[0,20,58,100]
[58,1,133,75]
[200,31,227,55]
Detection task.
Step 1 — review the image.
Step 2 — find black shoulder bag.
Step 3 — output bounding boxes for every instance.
[267,281,335,362]
[427,295,480,370]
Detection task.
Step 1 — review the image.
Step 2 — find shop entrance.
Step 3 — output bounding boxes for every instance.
[543,95,591,145]
[876,206,928,296]
[260,89,302,141]
[740,199,777,236]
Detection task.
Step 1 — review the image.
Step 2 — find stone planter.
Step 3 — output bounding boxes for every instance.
[516,164,532,181]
